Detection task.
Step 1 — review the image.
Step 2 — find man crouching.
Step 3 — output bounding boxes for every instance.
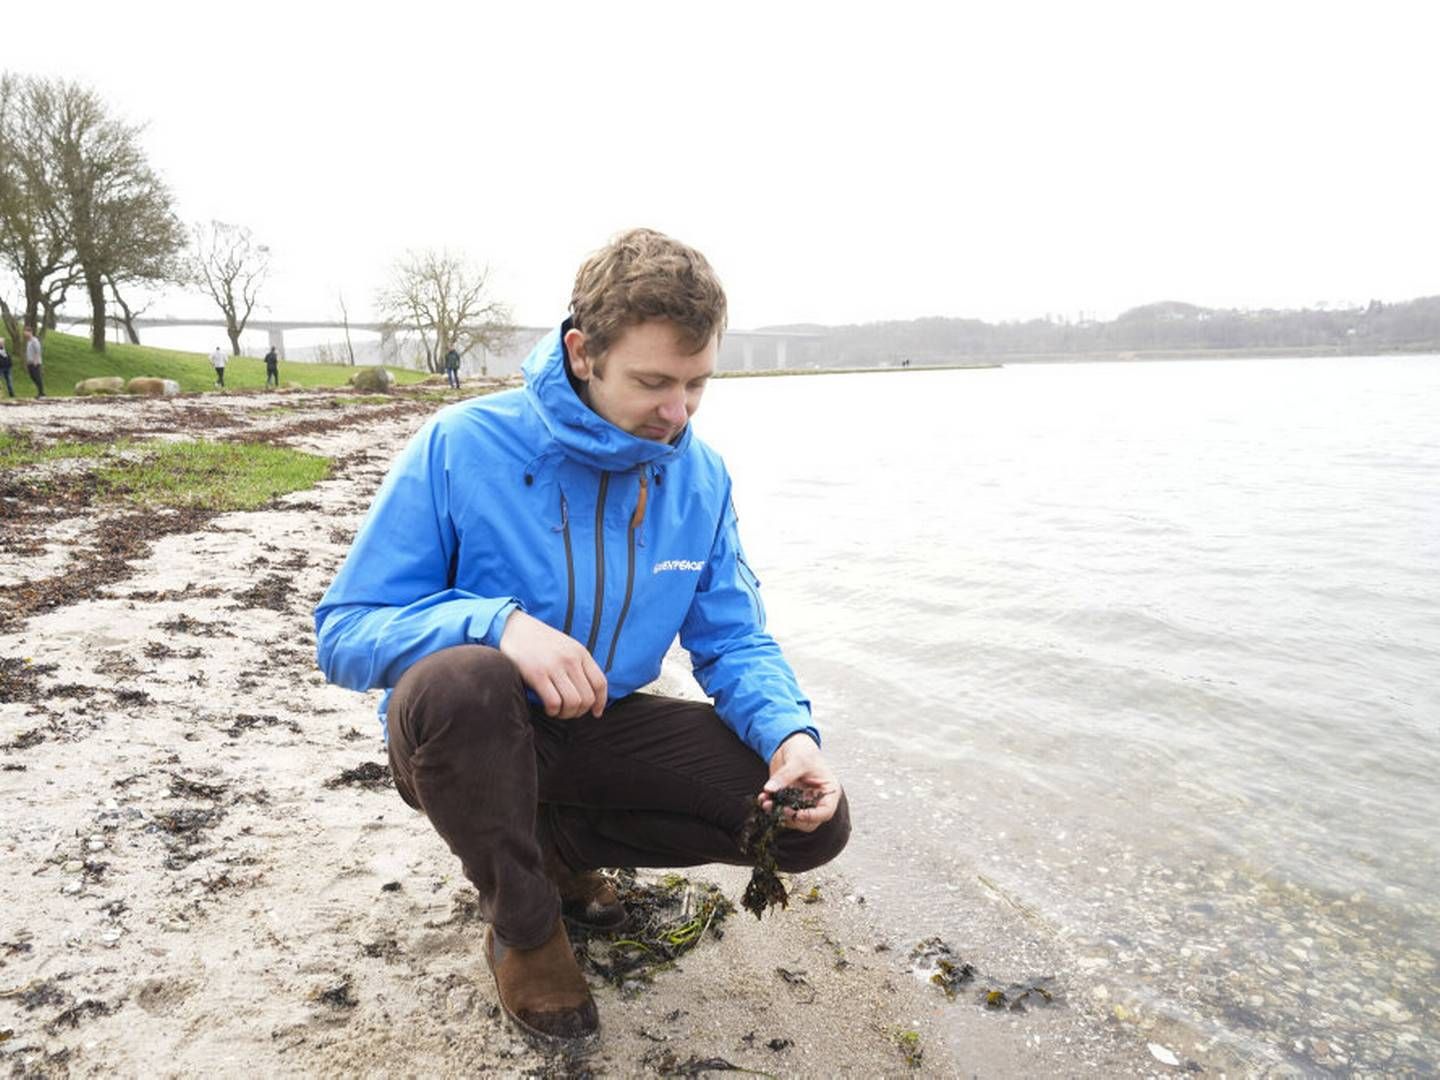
[314,227,849,1047]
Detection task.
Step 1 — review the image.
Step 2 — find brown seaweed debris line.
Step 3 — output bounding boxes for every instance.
[737,786,817,919]
[0,657,60,705]
[231,573,296,612]
[1,506,216,633]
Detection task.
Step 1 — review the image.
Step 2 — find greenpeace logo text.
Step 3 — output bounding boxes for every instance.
[652,559,706,574]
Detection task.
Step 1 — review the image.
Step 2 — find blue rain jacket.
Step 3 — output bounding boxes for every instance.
[314,324,817,762]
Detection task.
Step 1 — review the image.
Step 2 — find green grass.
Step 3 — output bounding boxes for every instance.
[0,429,110,467]
[96,441,331,511]
[7,330,432,397]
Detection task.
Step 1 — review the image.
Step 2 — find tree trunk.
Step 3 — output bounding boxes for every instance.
[227,326,242,356]
[0,296,19,352]
[23,278,42,336]
[87,275,107,352]
[106,277,143,344]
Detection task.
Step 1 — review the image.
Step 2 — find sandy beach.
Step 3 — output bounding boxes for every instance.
[1,388,1174,1078]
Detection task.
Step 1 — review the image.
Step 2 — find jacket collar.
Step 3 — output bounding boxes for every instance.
[522,321,692,472]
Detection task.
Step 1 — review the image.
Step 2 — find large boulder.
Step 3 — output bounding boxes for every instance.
[75,377,126,396]
[126,377,181,397]
[349,366,395,393]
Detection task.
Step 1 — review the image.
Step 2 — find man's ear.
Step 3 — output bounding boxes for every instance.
[564,328,593,381]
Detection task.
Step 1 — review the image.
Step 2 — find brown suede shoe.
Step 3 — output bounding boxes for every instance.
[484,920,599,1048]
[557,870,627,931]
[539,833,627,930]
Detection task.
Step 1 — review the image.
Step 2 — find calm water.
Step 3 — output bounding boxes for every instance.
[699,357,1439,1075]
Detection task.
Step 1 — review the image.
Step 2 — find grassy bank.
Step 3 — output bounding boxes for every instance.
[5,331,432,397]
[0,430,329,510]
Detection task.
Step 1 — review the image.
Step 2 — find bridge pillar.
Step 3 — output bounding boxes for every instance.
[775,339,788,370]
[379,329,397,365]
[267,328,286,360]
[742,340,756,372]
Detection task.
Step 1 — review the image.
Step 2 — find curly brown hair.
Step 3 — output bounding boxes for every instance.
[569,228,727,360]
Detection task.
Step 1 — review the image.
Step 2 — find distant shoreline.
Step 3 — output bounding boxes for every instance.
[716,341,1440,378]
[715,362,1001,378]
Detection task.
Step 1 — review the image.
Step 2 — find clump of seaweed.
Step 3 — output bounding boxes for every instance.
[893,1027,924,1069]
[46,998,115,1034]
[738,786,816,919]
[231,573,294,612]
[325,762,392,790]
[0,658,59,706]
[317,977,358,1009]
[639,1047,744,1074]
[569,871,733,993]
[981,980,1058,1012]
[910,937,978,998]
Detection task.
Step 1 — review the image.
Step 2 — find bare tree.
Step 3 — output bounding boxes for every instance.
[376,249,511,373]
[105,272,151,344]
[337,291,356,365]
[191,220,269,356]
[16,76,185,351]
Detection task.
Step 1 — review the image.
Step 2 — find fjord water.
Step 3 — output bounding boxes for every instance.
[698,357,1438,1074]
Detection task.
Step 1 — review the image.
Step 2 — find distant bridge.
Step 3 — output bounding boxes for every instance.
[126,317,824,375]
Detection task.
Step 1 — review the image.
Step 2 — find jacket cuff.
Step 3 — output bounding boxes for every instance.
[474,598,522,648]
[760,724,821,764]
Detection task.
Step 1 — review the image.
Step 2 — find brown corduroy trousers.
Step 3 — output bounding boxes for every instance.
[385,645,852,949]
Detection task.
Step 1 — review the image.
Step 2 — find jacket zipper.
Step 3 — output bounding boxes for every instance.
[604,469,648,671]
[737,551,765,623]
[559,491,575,636]
[584,473,610,653]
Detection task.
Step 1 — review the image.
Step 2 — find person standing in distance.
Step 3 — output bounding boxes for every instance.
[0,336,13,398]
[22,326,44,398]
[264,345,280,389]
[210,345,226,388]
[444,345,461,389]
[314,228,849,1049]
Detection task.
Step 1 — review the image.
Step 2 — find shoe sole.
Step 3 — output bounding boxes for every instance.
[483,927,601,1051]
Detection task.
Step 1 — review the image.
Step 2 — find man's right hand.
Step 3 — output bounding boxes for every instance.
[498,609,607,719]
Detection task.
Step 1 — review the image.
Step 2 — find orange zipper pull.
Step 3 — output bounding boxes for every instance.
[631,469,649,528]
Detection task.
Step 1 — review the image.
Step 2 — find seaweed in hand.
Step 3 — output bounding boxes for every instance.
[738,786,817,919]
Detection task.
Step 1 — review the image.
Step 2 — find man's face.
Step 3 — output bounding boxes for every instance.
[565,320,716,443]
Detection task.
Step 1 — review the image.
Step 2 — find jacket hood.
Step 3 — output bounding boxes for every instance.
[522,323,693,472]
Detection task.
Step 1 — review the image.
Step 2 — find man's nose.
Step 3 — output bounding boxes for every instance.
[657,391,688,425]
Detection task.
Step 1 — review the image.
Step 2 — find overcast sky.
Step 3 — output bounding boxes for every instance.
[15,0,1440,330]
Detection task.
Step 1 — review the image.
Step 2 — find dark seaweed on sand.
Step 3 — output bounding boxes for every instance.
[738,786,816,919]
[325,761,392,789]
[910,937,978,998]
[981,980,1058,1012]
[568,871,734,992]
[639,1047,746,1074]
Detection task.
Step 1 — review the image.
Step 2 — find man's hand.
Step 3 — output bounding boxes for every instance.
[760,733,841,833]
[498,609,607,719]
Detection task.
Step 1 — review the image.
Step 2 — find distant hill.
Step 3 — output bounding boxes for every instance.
[758,296,1440,366]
